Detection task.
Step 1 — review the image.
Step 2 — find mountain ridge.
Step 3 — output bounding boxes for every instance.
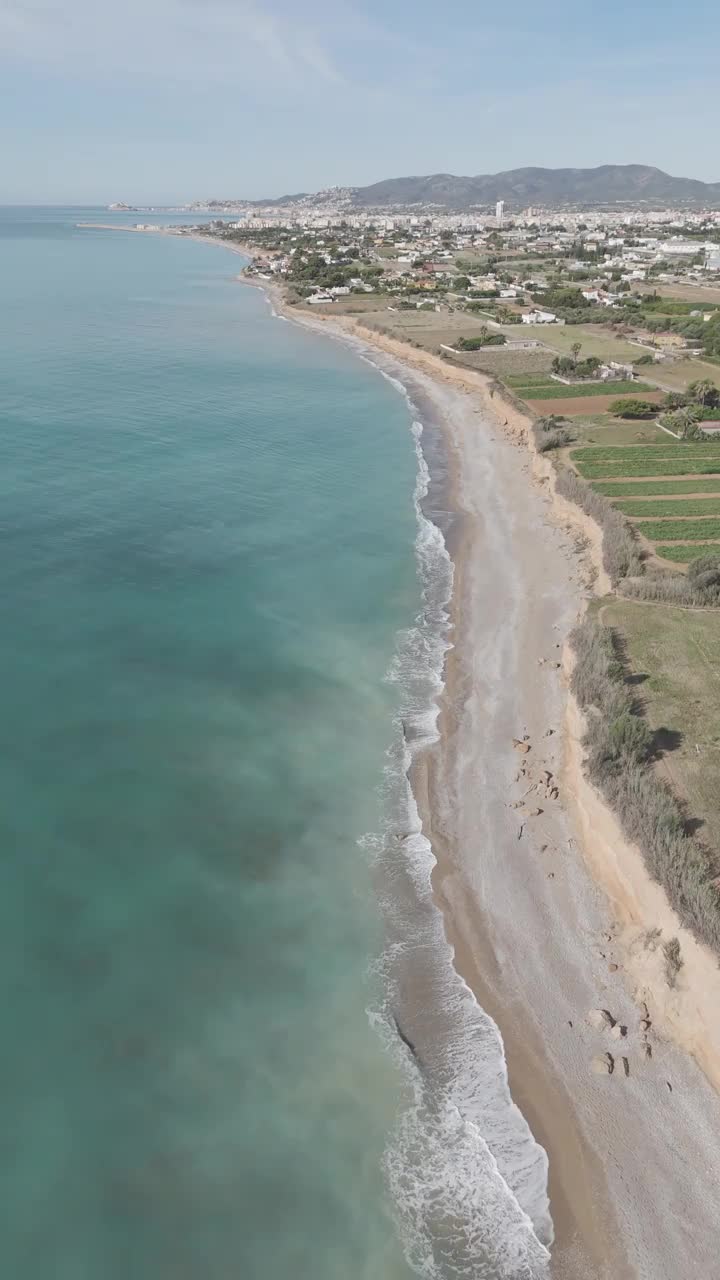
[244,165,720,210]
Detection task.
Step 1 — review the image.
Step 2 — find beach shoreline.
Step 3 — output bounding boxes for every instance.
[257,298,720,1278]
[85,225,720,1276]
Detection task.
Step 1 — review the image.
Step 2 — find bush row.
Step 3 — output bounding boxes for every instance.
[571,616,720,954]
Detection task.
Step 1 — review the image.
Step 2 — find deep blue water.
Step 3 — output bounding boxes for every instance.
[0,208,422,1278]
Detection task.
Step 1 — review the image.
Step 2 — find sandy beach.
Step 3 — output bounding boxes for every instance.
[267,301,720,1277]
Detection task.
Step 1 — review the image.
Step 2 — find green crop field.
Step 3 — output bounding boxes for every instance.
[577,459,720,479]
[593,479,720,497]
[654,543,720,562]
[572,444,720,463]
[615,498,720,518]
[521,380,653,401]
[634,519,720,541]
[601,598,720,853]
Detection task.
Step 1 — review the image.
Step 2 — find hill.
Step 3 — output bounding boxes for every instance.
[349,165,720,209]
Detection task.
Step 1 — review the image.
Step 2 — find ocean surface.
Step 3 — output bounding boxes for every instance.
[0,208,551,1279]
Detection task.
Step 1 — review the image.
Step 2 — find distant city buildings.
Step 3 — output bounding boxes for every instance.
[495,200,505,228]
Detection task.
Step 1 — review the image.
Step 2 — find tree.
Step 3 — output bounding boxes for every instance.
[610,398,658,419]
[688,553,720,593]
[571,341,582,365]
[687,378,719,408]
[659,405,701,437]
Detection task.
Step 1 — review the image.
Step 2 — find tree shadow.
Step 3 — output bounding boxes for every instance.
[652,726,684,757]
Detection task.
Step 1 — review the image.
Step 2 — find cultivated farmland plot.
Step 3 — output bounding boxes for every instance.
[655,543,720,562]
[634,519,720,541]
[573,445,720,462]
[615,499,720,518]
[519,380,653,400]
[578,459,720,478]
[594,479,720,496]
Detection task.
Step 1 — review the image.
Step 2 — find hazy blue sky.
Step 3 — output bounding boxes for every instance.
[2,0,719,202]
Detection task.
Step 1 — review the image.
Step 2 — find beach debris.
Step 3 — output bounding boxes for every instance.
[517,824,525,841]
[667,1081,673,1093]
[528,807,543,818]
[544,728,555,737]
[608,962,619,973]
[591,1053,615,1075]
[640,1018,652,1032]
[610,1024,627,1040]
[588,1008,616,1031]
[512,739,531,754]
[642,1041,653,1060]
[621,1057,630,1078]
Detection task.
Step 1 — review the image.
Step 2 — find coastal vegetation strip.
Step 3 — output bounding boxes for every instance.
[571,612,720,955]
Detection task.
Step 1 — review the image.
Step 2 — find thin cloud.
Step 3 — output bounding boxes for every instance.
[0,0,345,85]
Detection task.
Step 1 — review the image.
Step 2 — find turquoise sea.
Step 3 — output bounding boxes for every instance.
[0,209,553,1280]
[0,208,425,1279]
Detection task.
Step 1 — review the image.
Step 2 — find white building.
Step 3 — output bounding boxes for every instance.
[660,239,699,257]
[522,308,564,325]
[495,200,505,228]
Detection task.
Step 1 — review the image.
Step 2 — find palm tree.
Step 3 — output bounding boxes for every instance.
[687,378,718,407]
[571,341,582,365]
[676,406,702,439]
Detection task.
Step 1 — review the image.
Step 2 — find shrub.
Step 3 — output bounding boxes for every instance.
[536,428,572,452]
[610,398,659,419]
[455,333,506,350]
[607,712,654,765]
[621,572,720,607]
[688,552,720,594]
[531,413,573,453]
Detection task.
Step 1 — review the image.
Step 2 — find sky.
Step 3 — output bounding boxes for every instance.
[1,0,719,203]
